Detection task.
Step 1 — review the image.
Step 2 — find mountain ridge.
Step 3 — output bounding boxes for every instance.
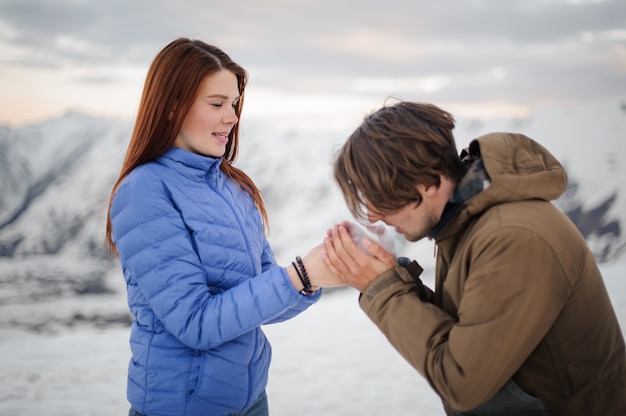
[0,99,624,303]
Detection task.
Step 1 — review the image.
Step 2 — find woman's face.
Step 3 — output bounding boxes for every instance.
[174,69,240,158]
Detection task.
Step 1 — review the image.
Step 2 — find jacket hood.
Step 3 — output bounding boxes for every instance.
[440,132,567,239]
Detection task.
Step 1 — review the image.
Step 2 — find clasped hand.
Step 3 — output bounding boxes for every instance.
[302,222,396,292]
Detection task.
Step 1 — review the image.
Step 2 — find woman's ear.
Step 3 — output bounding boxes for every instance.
[168,102,179,121]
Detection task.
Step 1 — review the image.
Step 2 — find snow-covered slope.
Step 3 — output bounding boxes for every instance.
[0,98,624,305]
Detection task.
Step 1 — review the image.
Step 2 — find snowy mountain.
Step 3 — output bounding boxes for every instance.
[0,99,625,307]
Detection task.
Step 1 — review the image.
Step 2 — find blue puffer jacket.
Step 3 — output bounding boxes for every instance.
[110,147,321,416]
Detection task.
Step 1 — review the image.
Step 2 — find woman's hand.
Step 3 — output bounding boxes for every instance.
[286,242,348,293]
[301,243,348,289]
[323,223,396,292]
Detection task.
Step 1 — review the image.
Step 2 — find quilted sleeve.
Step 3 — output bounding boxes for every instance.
[260,229,321,324]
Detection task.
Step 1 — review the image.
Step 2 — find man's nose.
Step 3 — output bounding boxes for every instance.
[367,210,382,223]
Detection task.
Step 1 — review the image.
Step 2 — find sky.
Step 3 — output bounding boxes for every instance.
[1,0,625,132]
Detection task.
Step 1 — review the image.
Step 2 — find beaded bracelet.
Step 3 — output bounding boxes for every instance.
[294,255,314,295]
[291,261,312,295]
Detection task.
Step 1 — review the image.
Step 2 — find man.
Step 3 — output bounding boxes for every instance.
[323,101,626,415]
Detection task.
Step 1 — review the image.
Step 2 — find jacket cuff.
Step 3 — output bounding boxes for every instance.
[361,265,415,301]
[360,260,432,309]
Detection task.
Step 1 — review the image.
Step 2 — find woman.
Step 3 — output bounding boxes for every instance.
[105,38,338,416]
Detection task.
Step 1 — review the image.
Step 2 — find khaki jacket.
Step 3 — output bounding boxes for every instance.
[360,133,626,415]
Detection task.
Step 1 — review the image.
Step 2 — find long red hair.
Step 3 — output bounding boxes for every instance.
[105,38,267,255]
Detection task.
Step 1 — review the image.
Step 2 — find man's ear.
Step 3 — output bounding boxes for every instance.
[416,181,440,199]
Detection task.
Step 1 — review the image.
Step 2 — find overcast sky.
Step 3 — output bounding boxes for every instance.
[1,0,625,131]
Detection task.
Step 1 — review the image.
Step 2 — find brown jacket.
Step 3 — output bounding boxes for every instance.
[360,133,626,415]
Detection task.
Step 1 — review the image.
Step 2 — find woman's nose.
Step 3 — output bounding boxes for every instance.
[224,108,238,125]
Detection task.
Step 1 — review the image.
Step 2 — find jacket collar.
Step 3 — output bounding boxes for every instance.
[429,155,491,239]
[157,147,223,181]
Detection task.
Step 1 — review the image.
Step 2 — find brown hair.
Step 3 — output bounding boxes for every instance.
[333,101,466,221]
[105,38,267,255]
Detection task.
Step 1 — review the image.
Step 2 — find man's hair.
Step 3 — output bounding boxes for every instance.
[333,101,466,221]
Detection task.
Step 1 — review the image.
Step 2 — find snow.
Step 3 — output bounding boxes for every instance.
[1,98,625,415]
[0,261,624,416]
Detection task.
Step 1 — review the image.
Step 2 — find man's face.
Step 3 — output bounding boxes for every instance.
[366,196,439,242]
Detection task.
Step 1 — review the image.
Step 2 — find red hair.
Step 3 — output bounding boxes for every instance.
[105,38,267,255]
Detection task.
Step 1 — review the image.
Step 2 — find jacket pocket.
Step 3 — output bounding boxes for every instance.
[453,379,548,415]
[186,349,203,398]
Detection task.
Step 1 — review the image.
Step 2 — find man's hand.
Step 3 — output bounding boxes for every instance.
[323,222,396,292]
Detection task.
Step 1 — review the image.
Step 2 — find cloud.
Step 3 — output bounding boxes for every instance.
[0,0,624,126]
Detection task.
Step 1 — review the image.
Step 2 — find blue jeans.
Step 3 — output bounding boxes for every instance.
[234,390,268,416]
[128,390,269,416]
